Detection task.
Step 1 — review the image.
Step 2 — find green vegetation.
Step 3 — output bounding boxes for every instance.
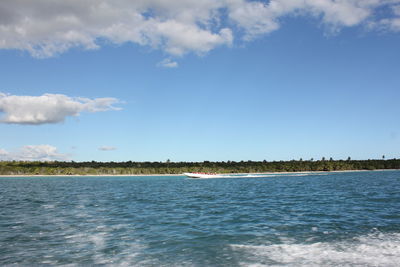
[0,158,399,175]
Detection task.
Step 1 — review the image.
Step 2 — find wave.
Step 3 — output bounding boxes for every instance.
[195,172,330,179]
[230,232,400,267]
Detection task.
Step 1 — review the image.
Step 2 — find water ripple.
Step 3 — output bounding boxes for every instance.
[0,171,399,266]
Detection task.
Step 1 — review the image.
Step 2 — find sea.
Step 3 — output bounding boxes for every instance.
[0,170,399,266]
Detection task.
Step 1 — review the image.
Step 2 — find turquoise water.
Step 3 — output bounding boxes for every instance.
[1,171,399,266]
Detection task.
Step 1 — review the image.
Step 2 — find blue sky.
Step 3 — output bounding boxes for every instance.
[0,0,399,162]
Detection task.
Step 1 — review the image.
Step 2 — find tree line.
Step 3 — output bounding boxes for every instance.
[0,158,399,175]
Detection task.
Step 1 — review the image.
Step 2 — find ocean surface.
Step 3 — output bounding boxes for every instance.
[1,171,399,266]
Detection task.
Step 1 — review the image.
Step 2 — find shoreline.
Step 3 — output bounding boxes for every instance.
[0,169,398,178]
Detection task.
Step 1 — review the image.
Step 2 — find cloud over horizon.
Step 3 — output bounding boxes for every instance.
[0,0,399,58]
[0,93,120,125]
[0,145,69,161]
[98,146,117,151]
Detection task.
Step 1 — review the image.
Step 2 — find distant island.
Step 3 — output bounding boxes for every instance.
[0,158,399,176]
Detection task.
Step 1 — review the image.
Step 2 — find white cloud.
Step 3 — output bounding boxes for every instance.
[393,4,400,15]
[229,0,400,37]
[98,146,117,151]
[0,93,120,125]
[369,3,400,31]
[0,148,9,157]
[373,17,400,31]
[0,145,69,161]
[228,0,280,40]
[0,0,232,58]
[157,58,178,68]
[0,1,399,58]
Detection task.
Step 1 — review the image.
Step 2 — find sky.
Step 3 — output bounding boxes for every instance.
[0,0,399,162]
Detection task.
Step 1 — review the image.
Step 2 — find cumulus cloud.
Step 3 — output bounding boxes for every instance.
[0,145,69,161]
[0,0,399,58]
[98,146,117,151]
[157,58,178,68]
[0,93,120,125]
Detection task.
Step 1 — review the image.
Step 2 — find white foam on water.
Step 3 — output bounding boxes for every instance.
[90,232,107,248]
[71,223,147,266]
[92,241,147,266]
[65,233,85,240]
[231,232,400,267]
[41,204,55,209]
[195,172,332,179]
